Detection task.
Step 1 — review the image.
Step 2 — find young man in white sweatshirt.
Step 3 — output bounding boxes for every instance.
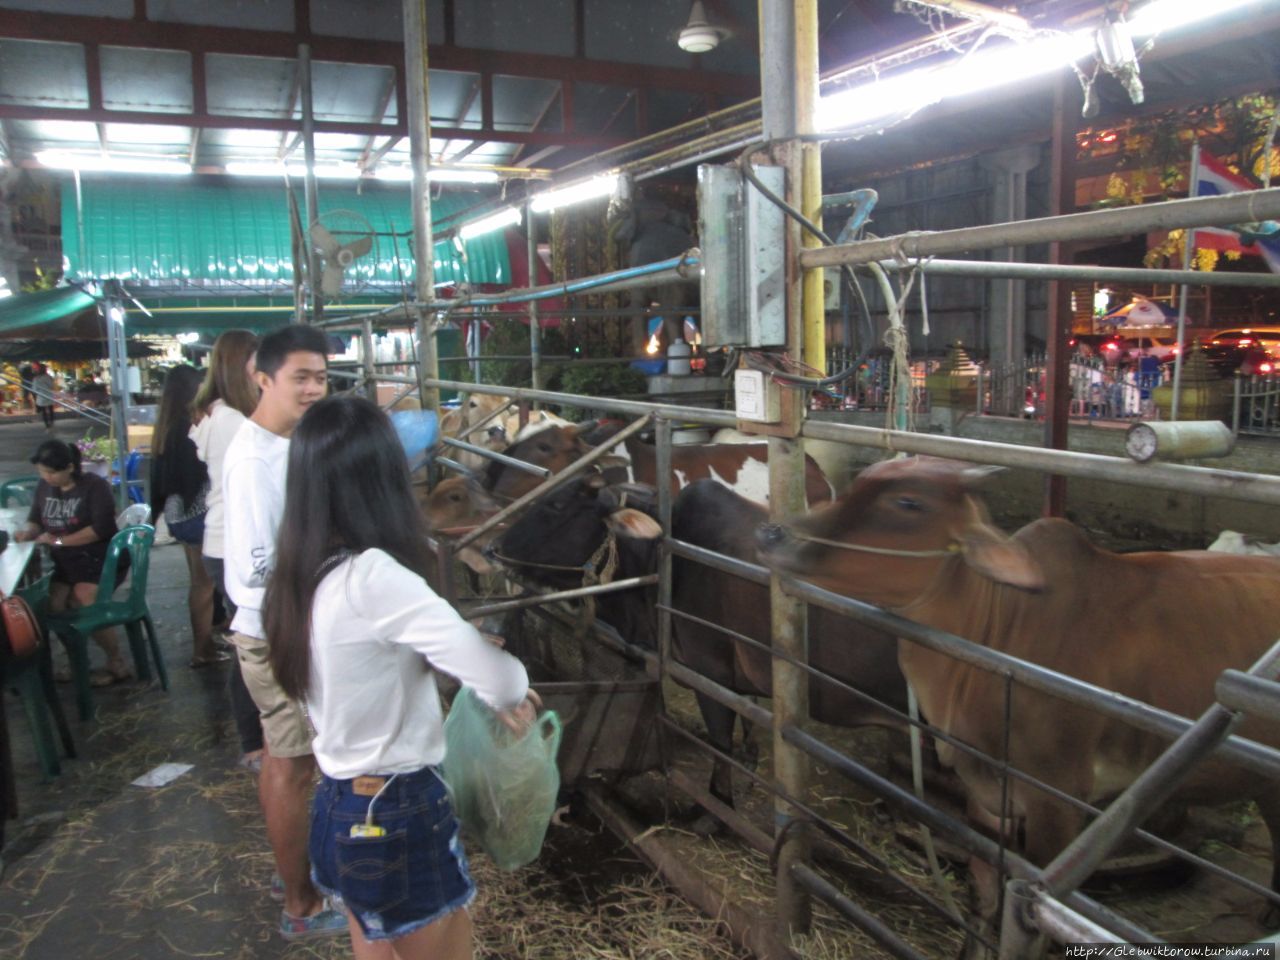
[223,324,344,939]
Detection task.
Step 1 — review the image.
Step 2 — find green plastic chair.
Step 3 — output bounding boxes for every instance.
[0,475,39,508]
[47,524,168,721]
[3,569,77,780]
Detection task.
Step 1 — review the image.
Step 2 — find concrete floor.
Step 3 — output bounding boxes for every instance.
[0,416,341,959]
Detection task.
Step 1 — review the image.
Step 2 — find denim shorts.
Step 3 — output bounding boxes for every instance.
[310,765,475,941]
[167,513,206,546]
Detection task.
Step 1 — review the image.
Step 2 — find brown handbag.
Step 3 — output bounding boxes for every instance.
[1,593,40,659]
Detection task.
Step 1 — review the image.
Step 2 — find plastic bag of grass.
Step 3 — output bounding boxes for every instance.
[441,686,562,870]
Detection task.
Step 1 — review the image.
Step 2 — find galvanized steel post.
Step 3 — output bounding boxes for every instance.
[760,0,816,939]
[361,319,377,400]
[527,198,542,395]
[403,0,440,414]
[298,43,322,323]
[655,416,674,671]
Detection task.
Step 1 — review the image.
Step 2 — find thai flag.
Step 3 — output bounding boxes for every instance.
[1194,150,1280,272]
[1194,152,1256,251]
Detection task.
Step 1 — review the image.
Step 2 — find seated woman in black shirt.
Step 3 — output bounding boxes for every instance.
[14,439,131,686]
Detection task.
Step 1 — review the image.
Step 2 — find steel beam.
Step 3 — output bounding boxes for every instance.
[0,8,757,98]
[800,189,1280,269]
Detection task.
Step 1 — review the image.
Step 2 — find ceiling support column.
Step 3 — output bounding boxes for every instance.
[980,143,1041,374]
[299,42,323,322]
[404,0,439,415]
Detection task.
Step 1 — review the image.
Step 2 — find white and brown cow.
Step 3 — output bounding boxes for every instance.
[485,422,834,507]
[439,393,569,471]
[756,455,1280,929]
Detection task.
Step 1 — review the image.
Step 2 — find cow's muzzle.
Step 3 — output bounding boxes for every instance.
[755,523,788,550]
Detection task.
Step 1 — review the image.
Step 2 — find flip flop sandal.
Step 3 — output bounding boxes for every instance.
[90,669,126,687]
[189,651,233,669]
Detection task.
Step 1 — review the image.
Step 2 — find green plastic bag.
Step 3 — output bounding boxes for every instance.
[441,686,562,870]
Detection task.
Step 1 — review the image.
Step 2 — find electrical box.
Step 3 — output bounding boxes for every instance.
[698,163,787,349]
[823,268,841,311]
[734,368,781,424]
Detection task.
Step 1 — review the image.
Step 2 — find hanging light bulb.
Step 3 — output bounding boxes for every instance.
[677,1,726,54]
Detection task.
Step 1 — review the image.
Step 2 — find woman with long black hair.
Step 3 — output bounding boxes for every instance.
[150,364,230,669]
[264,396,536,960]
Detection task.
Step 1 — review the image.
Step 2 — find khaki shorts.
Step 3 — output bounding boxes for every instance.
[231,631,314,759]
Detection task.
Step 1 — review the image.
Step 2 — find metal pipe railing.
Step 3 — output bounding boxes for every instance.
[777,718,1160,945]
[782,576,1280,782]
[791,863,926,960]
[426,377,740,428]
[800,189,1280,269]
[1216,670,1280,726]
[0,373,112,426]
[461,574,658,619]
[1044,641,1280,899]
[999,880,1124,960]
[439,436,550,477]
[875,258,1280,289]
[800,419,1280,507]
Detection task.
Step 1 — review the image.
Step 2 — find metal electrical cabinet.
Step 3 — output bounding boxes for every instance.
[697,163,787,349]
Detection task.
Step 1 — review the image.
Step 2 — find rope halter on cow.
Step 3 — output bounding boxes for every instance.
[487,528,620,585]
[786,530,962,558]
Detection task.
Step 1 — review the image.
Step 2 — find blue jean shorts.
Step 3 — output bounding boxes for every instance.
[309,766,475,941]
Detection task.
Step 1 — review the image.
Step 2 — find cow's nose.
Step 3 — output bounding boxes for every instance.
[755,523,786,549]
[482,542,498,561]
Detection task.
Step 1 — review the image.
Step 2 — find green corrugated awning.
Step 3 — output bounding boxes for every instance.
[62,180,510,289]
[0,286,103,338]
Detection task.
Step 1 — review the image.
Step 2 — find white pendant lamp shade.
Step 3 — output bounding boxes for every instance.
[678,1,724,54]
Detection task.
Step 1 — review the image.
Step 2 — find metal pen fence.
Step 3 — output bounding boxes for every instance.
[1234,372,1280,437]
[823,347,1173,421]
[326,177,1280,958]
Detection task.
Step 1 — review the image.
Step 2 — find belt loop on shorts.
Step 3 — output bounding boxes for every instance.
[352,775,387,797]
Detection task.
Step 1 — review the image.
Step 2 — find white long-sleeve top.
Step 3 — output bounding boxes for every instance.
[189,400,247,559]
[307,549,529,779]
[222,418,289,638]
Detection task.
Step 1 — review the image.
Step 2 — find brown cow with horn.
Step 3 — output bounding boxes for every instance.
[756,455,1280,940]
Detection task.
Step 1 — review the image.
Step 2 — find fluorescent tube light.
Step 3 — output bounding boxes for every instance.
[36,151,192,175]
[529,174,621,213]
[224,161,360,179]
[373,167,502,184]
[817,0,1262,133]
[429,168,501,184]
[459,207,522,241]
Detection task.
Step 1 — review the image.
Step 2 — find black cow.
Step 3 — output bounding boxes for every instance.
[492,475,907,820]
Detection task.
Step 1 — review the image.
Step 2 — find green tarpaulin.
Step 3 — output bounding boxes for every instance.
[0,286,103,338]
[62,180,509,289]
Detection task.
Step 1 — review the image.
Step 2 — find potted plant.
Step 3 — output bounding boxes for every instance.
[76,434,116,478]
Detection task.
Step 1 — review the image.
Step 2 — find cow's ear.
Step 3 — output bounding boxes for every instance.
[457,546,495,575]
[569,419,600,437]
[605,508,663,540]
[958,521,1044,591]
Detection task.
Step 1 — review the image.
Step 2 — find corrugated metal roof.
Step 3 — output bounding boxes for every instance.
[60,179,510,288]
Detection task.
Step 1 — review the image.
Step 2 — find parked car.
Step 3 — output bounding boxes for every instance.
[1201,344,1277,377]
[1117,334,1179,363]
[1069,333,1125,363]
[1208,327,1280,355]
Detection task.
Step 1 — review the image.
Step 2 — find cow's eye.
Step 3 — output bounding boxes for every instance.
[896,497,924,512]
[537,442,552,453]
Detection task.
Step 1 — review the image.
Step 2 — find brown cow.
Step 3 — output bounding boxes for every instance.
[420,474,500,573]
[756,456,1280,932]
[486,423,834,507]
